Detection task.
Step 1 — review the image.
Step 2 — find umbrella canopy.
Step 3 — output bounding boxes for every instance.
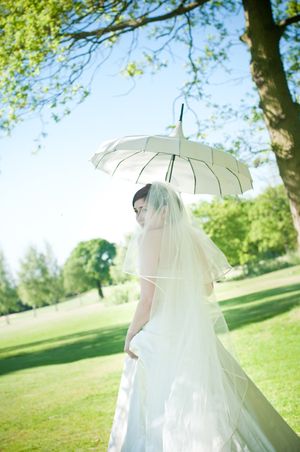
[89,106,253,195]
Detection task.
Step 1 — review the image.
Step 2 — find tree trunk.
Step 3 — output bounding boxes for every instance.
[275,154,300,252]
[242,0,300,252]
[96,280,104,299]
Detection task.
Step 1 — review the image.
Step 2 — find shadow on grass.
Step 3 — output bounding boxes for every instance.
[0,323,129,376]
[219,283,300,309]
[221,284,300,330]
[0,284,299,377]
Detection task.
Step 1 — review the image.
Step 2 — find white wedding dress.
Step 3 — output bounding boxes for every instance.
[107,316,299,451]
[107,182,300,452]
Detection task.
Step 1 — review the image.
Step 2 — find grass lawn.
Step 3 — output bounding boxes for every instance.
[0,265,299,451]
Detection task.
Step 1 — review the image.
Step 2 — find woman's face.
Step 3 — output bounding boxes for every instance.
[133,198,148,227]
[133,198,166,228]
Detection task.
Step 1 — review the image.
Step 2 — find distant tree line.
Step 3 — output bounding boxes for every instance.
[0,238,117,323]
[0,184,298,322]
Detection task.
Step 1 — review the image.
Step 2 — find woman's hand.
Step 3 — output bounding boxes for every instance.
[204,281,214,296]
[124,330,139,360]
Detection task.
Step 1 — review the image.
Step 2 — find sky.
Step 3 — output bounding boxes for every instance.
[0,9,282,279]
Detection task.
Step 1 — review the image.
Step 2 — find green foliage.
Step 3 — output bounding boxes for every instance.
[0,249,19,317]
[0,0,298,147]
[121,62,144,78]
[234,251,300,278]
[17,242,64,311]
[42,242,65,307]
[192,196,251,266]
[247,185,297,256]
[107,280,139,305]
[0,0,89,132]
[63,238,116,296]
[191,184,297,271]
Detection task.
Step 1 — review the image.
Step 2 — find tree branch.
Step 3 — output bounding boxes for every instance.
[277,14,300,37]
[65,1,208,40]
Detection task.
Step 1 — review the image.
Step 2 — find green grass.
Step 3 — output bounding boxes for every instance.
[0,266,299,451]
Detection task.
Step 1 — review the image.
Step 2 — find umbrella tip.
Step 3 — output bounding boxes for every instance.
[169,103,185,138]
[179,103,184,122]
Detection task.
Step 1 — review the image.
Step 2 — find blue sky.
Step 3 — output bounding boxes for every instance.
[0,12,281,279]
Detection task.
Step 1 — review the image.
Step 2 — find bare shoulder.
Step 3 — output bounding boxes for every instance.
[139,228,163,254]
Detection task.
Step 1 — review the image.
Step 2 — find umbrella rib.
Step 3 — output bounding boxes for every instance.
[187,158,197,194]
[94,137,125,168]
[225,167,243,194]
[111,150,144,176]
[200,160,223,196]
[95,149,116,168]
[135,152,159,183]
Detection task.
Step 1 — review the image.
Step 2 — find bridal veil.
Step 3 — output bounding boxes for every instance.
[122,181,250,450]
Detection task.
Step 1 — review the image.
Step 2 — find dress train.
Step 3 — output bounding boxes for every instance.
[107,326,300,452]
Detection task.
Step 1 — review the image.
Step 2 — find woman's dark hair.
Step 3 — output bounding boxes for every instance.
[132,184,152,207]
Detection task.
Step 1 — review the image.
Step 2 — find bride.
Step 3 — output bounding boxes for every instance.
[107,181,299,451]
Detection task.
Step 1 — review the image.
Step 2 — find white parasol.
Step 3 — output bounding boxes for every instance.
[89,105,253,195]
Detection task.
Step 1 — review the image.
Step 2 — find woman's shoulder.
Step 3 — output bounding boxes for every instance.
[138,227,163,249]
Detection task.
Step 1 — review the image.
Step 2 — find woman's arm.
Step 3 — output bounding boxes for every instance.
[124,277,155,359]
[124,229,161,358]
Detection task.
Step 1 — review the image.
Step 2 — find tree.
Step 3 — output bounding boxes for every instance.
[63,238,116,299]
[192,183,297,271]
[1,1,299,247]
[0,249,19,324]
[191,196,252,267]
[247,184,297,256]
[240,0,300,254]
[17,242,64,315]
[18,245,49,315]
[42,242,65,310]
